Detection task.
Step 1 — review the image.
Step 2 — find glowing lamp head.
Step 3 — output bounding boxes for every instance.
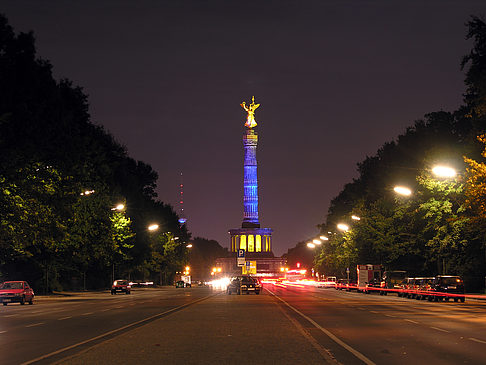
[337,223,349,232]
[351,215,361,221]
[307,243,316,248]
[432,165,457,178]
[112,204,125,211]
[312,239,322,245]
[394,186,412,196]
[296,262,301,268]
[319,236,329,241]
[148,224,159,231]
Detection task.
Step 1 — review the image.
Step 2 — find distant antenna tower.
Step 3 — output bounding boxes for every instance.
[178,172,187,225]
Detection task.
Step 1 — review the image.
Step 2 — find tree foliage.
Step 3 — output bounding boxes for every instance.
[310,16,486,291]
[0,14,189,289]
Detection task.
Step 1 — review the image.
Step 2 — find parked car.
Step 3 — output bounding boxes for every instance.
[346,279,358,292]
[364,278,381,294]
[427,275,465,302]
[380,270,407,296]
[0,281,34,305]
[335,279,349,290]
[414,277,435,300]
[227,276,261,295]
[397,277,413,298]
[111,279,131,295]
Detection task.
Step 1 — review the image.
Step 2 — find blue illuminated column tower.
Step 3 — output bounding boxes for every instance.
[229,96,273,258]
[242,129,260,228]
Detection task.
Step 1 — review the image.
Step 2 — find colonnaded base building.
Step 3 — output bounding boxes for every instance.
[215,97,285,277]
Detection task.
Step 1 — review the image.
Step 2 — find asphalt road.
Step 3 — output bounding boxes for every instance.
[2,285,486,364]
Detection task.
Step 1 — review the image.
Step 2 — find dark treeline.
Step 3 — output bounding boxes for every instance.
[0,14,190,292]
[313,16,486,291]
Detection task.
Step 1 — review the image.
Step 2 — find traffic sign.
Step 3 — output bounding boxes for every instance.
[237,249,245,258]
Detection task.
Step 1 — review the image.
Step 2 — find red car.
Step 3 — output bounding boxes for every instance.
[0,281,35,305]
[111,279,131,295]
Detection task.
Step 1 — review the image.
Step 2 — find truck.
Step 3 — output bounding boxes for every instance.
[181,275,191,287]
[357,264,383,292]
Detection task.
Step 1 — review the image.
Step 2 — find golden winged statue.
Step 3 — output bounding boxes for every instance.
[240,96,260,129]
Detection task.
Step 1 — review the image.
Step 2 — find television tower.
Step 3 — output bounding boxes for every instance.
[178,172,187,225]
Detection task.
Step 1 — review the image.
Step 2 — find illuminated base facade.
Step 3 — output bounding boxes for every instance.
[229,228,273,255]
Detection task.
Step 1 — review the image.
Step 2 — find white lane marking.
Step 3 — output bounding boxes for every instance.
[385,314,396,318]
[4,314,19,317]
[114,306,123,309]
[404,319,419,324]
[469,337,486,344]
[0,330,6,334]
[369,311,380,314]
[268,289,376,365]
[58,316,72,321]
[100,308,110,312]
[276,298,339,364]
[20,294,214,365]
[82,312,93,315]
[25,322,44,327]
[430,326,450,333]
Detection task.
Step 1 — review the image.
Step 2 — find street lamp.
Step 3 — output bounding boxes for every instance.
[394,186,412,196]
[351,215,361,221]
[432,165,457,178]
[307,242,316,248]
[337,223,349,232]
[319,235,329,241]
[111,204,125,211]
[80,189,95,196]
[147,224,159,231]
[312,239,322,245]
[186,243,193,248]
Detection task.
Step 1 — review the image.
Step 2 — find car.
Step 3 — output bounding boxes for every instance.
[111,279,131,295]
[335,279,349,290]
[414,277,435,300]
[380,270,407,296]
[227,276,261,295]
[397,277,413,298]
[345,279,358,291]
[364,278,381,294]
[427,275,465,302]
[0,281,34,305]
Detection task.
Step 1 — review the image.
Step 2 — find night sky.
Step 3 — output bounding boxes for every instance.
[2,1,485,256]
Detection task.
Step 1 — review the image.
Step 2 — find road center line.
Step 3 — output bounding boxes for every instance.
[0,330,6,334]
[385,314,396,318]
[58,316,72,320]
[267,289,376,365]
[430,326,450,333]
[404,319,419,324]
[369,310,380,314]
[82,312,93,315]
[4,314,19,317]
[469,337,486,344]
[25,322,44,327]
